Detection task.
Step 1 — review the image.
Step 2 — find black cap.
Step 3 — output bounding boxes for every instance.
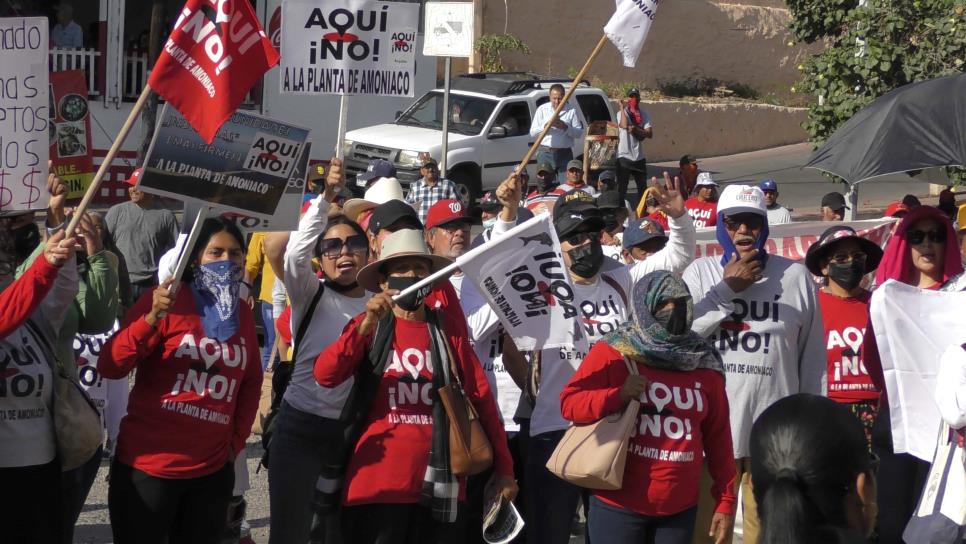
[598,170,617,186]
[902,194,922,208]
[597,190,623,210]
[369,200,422,234]
[358,159,397,184]
[627,88,640,98]
[821,192,849,211]
[804,225,884,276]
[553,190,603,239]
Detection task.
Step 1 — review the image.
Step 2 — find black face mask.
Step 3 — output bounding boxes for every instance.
[568,241,604,279]
[602,212,620,233]
[536,174,555,191]
[12,223,40,262]
[654,302,690,335]
[387,276,430,311]
[827,261,865,291]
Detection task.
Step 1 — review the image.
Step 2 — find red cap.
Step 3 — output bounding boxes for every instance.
[885,201,909,218]
[124,168,143,186]
[425,199,474,230]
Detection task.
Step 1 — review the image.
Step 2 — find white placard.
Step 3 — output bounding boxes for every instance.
[0,17,49,213]
[423,2,475,57]
[280,0,419,97]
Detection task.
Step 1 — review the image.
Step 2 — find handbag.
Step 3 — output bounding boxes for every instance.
[904,422,966,543]
[546,357,640,490]
[437,329,493,477]
[26,321,102,471]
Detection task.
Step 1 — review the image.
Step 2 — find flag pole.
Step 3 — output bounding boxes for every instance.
[65,84,154,237]
[167,206,210,298]
[335,94,349,160]
[515,34,609,175]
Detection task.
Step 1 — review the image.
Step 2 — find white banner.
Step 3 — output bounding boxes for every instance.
[692,218,895,262]
[280,0,419,97]
[604,0,659,68]
[0,17,49,213]
[460,213,588,352]
[870,280,966,461]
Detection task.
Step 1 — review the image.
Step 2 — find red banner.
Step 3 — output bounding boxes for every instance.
[49,70,95,199]
[148,0,280,143]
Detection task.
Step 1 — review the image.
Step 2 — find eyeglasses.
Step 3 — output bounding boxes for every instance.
[723,214,764,231]
[563,231,600,246]
[438,221,470,234]
[906,229,946,245]
[319,234,368,258]
[828,251,868,265]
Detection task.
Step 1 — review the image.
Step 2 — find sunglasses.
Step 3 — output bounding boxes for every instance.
[563,230,600,246]
[319,234,368,258]
[723,214,764,231]
[828,251,868,265]
[906,229,946,245]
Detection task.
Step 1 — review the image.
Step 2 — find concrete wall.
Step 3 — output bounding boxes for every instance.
[481,0,821,98]
[639,100,808,161]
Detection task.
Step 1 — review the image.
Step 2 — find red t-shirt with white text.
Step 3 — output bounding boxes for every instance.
[818,290,879,403]
[685,198,717,228]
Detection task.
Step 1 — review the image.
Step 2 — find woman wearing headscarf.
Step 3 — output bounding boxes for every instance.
[560,270,736,544]
[98,217,263,543]
[863,205,963,544]
[314,228,517,543]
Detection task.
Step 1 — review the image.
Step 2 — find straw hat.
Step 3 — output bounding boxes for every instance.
[342,177,405,221]
[356,229,452,292]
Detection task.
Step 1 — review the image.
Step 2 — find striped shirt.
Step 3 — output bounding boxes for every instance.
[406,178,463,224]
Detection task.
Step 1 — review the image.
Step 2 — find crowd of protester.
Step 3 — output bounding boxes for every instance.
[2,109,966,544]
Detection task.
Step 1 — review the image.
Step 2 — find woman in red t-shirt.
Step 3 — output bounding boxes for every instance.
[99,218,262,543]
[803,225,884,446]
[561,270,736,544]
[314,228,517,543]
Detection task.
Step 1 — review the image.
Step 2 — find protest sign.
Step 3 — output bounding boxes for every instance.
[139,104,310,219]
[692,218,895,262]
[871,280,966,461]
[280,0,420,97]
[225,142,311,233]
[49,70,94,200]
[0,17,49,213]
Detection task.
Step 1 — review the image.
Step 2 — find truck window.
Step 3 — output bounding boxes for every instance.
[491,102,531,137]
[576,94,611,124]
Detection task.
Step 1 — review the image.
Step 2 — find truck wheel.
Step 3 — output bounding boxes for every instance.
[448,168,481,205]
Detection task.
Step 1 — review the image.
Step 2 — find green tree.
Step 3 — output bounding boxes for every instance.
[787,0,966,146]
[474,34,530,73]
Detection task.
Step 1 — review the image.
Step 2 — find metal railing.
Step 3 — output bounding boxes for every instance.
[49,48,101,96]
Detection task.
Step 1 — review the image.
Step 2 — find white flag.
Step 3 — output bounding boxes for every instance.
[604,0,660,68]
[459,213,587,352]
[870,280,966,461]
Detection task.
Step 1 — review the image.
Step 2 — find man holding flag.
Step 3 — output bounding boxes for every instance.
[485,170,695,544]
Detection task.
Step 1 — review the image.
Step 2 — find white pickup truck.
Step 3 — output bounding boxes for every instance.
[341,73,617,202]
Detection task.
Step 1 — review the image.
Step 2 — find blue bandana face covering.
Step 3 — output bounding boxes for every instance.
[716,210,770,268]
[190,260,242,342]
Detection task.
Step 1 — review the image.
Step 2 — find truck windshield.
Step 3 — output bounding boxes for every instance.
[396,91,498,136]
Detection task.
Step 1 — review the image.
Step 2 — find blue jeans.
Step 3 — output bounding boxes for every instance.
[259,301,278,371]
[536,147,574,180]
[268,401,345,544]
[525,430,584,544]
[588,497,696,544]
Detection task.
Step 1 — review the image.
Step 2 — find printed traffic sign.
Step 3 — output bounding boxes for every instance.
[422,2,474,58]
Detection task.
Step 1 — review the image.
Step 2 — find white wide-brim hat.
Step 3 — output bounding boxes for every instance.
[356,229,453,293]
[343,177,405,222]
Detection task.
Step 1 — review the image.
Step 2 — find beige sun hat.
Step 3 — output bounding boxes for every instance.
[342,177,405,222]
[356,229,453,293]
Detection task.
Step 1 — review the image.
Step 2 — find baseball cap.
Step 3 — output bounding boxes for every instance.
[627,87,641,98]
[425,199,479,231]
[804,225,884,276]
[307,163,327,182]
[479,191,502,211]
[536,162,555,176]
[717,184,767,217]
[884,201,909,218]
[598,170,617,184]
[821,192,849,211]
[420,157,439,169]
[695,172,717,187]
[566,159,583,171]
[553,190,603,239]
[553,189,598,221]
[357,159,397,184]
[758,179,778,192]
[369,200,422,234]
[622,218,668,249]
[124,168,143,186]
[597,190,623,210]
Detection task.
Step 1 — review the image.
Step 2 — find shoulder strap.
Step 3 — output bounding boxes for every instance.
[291,280,325,363]
[601,273,628,309]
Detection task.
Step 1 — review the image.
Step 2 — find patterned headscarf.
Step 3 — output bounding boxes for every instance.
[190,260,243,341]
[604,270,724,374]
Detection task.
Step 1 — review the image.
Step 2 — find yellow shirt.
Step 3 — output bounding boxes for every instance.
[244,232,277,304]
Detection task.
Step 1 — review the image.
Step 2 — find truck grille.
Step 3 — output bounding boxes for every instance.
[354,144,393,161]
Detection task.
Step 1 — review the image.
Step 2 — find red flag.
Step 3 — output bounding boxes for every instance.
[147,0,279,143]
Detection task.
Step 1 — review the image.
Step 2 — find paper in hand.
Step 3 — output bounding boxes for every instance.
[482,494,524,544]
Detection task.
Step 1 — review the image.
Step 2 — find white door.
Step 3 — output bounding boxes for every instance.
[479,100,535,192]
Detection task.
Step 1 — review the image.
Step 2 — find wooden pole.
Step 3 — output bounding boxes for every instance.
[515,34,609,175]
[66,84,153,237]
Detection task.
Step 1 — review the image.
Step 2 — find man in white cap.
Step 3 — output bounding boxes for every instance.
[682,184,825,544]
[685,172,719,228]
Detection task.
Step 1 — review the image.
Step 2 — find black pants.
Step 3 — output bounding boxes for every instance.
[341,502,466,544]
[617,157,647,206]
[62,446,104,543]
[525,429,585,544]
[0,459,62,543]
[108,460,234,544]
[872,405,931,544]
[463,424,530,544]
